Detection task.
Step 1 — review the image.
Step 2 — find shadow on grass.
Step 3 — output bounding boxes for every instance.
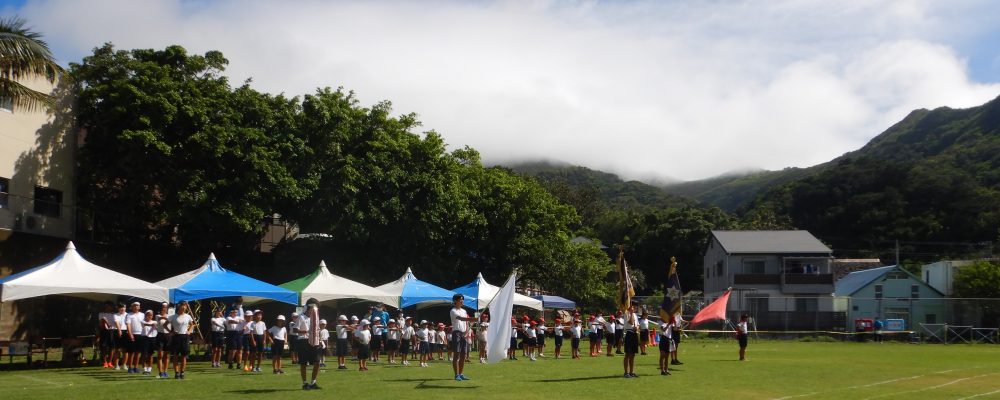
[383,378,453,382]
[708,359,742,362]
[416,381,479,390]
[226,389,300,394]
[536,375,622,383]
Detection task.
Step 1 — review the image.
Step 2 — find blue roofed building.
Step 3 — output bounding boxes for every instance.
[835,265,946,331]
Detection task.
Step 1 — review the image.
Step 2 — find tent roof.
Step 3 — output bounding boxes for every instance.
[281,261,397,306]
[156,254,297,305]
[532,294,576,309]
[375,267,457,309]
[453,272,543,310]
[0,242,168,303]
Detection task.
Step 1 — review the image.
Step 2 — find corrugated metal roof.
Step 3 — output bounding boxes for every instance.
[833,265,895,296]
[712,230,833,254]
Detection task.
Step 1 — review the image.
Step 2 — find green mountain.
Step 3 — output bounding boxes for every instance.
[661,167,818,212]
[748,95,1000,257]
[506,161,695,211]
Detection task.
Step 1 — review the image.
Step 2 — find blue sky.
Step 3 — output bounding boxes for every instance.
[3,0,1000,181]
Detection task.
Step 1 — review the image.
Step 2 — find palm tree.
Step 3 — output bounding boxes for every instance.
[0,16,63,112]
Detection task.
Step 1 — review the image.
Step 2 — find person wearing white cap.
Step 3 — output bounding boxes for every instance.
[113,303,127,370]
[334,315,351,369]
[370,316,383,363]
[267,315,287,374]
[140,310,158,375]
[155,303,171,378]
[386,319,400,364]
[399,317,414,366]
[210,309,226,368]
[249,310,267,372]
[124,301,144,374]
[318,319,329,367]
[241,312,254,371]
[354,319,372,371]
[225,309,242,369]
[349,315,360,360]
[295,298,323,390]
[416,320,430,367]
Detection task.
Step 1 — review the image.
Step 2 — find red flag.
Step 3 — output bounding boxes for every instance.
[689,290,731,328]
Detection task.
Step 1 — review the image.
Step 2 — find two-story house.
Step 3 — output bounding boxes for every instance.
[703,230,836,330]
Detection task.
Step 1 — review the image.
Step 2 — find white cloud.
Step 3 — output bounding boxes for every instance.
[16,0,1000,180]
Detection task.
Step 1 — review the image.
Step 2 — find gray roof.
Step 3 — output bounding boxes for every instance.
[833,265,895,296]
[712,230,832,254]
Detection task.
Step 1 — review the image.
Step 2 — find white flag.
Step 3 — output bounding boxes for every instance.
[485,271,516,364]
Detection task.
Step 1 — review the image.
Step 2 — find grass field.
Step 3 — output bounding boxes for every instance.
[2,339,999,399]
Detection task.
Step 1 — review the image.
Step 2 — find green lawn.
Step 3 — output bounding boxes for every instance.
[2,340,999,399]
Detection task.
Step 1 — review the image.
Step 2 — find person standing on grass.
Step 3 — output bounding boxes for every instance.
[250,310,267,372]
[671,315,685,365]
[209,309,225,368]
[736,314,749,361]
[288,312,299,365]
[124,301,144,373]
[318,319,330,367]
[155,303,171,378]
[98,301,116,368]
[400,317,414,366]
[638,311,650,355]
[571,319,582,359]
[417,320,431,367]
[386,319,400,364]
[267,315,287,374]
[114,303,127,370]
[873,318,884,343]
[335,315,352,369]
[603,311,616,357]
[614,311,625,355]
[658,319,674,376]
[551,318,565,358]
[476,313,489,364]
[508,317,520,360]
[225,309,241,369]
[169,300,194,379]
[140,310,157,375]
[449,293,477,381]
[370,316,382,363]
[355,319,372,371]
[588,315,599,357]
[296,298,323,390]
[622,302,640,378]
[241,312,254,371]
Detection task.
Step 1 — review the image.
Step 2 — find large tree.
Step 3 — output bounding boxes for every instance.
[0,16,63,111]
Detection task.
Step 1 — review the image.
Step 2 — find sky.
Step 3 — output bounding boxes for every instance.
[4,0,1000,181]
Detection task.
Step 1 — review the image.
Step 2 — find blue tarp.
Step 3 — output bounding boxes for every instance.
[156,254,298,305]
[453,280,482,309]
[532,294,576,309]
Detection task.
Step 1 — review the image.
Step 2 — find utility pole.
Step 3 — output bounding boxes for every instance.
[895,240,900,266]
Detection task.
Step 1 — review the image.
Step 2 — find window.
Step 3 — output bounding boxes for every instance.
[874,284,883,299]
[925,314,936,324]
[911,284,919,299]
[795,297,818,312]
[852,305,859,311]
[924,270,929,283]
[715,261,724,277]
[0,96,12,112]
[33,186,62,217]
[0,177,9,209]
[743,260,765,274]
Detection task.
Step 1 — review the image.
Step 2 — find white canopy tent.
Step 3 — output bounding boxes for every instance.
[282,261,397,306]
[0,242,169,303]
[454,272,543,311]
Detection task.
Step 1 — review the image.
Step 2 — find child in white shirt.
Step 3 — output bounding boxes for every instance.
[318,319,330,367]
[416,321,431,367]
[267,315,287,374]
[354,320,372,371]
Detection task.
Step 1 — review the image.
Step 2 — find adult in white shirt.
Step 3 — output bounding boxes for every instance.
[124,301,144,373]
[449,294,477,381]
[168,301,194,379]
[295,298,322,390]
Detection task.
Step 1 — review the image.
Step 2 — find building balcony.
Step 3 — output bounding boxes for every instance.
[782,273,834,294]
[734,274,781,286]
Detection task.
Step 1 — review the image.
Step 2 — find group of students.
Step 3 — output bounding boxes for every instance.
[96,300,195,379]
[96,296,707,385]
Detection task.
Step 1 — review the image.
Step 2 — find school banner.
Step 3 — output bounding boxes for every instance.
[617,246,634,312]
[659,256,682,322]
[485,271,516,364]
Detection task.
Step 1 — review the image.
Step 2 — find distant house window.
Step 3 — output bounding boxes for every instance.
[924,270,929,283]
[743,260,765,274]
[926,314,936,324]
[795,298,818,312]
[852,305,858,311]
[875,284,883,299]
[887,271,907,279]
[33,186,62,217]
[911,284,919,299]
[0,177,9,208]
[0,96,12,112]
[715,261,724,277]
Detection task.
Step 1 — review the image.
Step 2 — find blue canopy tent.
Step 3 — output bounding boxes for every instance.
[375,267,458,309]
[453,273,543,310]
[532,294,576,310]
[155,253,298,305]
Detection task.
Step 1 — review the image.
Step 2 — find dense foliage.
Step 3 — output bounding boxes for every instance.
[953,261,1000,299]
[71,44,614,305]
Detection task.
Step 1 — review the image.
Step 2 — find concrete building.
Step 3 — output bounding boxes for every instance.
[703,230,836,330]
[921,260,975,296]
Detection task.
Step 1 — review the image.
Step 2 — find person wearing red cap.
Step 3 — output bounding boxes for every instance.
[535,317,547,358]
[571,319,583,359]
[588,315,599,357]
[551,318,564,358]
[508,317,519,360]
[524,320,538,361]
[622,302,640,378]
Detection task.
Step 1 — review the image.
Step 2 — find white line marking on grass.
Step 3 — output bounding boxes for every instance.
[770,367,982,400]
[862,372,1000,400]
[20,374,65,387]
[956,388,1000,400]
